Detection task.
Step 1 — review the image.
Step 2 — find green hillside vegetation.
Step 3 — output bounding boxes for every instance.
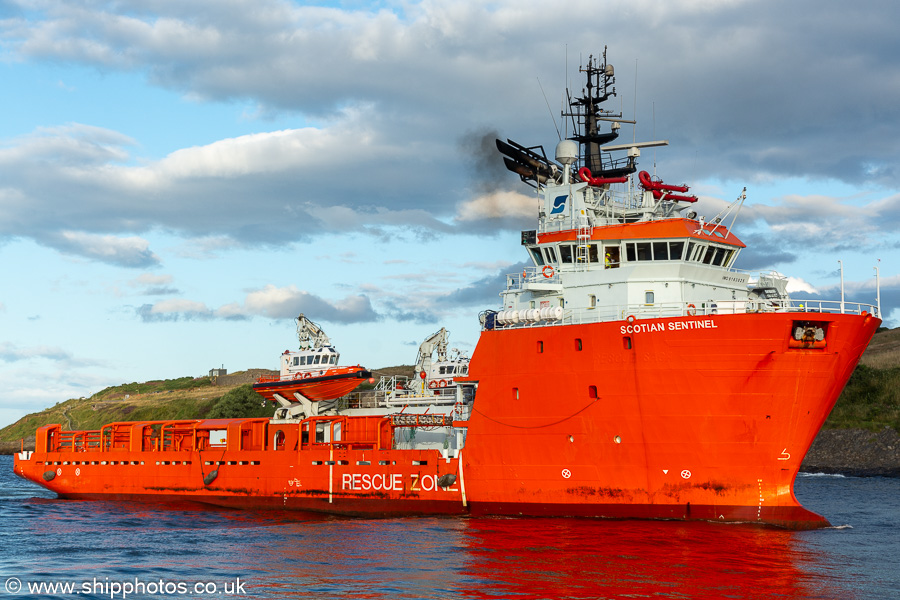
[0,376,220,442]
[835,326,900,432]
[826,364,900,431]
[0,367,412,444]
[206,385,273,419]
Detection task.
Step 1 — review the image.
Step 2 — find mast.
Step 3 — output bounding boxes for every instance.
[563,47,623,175]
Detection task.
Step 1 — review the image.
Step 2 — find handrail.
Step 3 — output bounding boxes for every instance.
[484,298,879,331]
[48,418,250,453]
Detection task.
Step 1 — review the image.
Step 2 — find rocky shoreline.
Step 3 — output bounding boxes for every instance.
[0,439,33,455]
[800,427,900,477]
[3,428,899,477]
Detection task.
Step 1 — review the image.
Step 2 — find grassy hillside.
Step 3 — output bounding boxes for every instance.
[826,364,900,432]
[0,366,414,444]
[0,376,232,443]
[858,326,900,369]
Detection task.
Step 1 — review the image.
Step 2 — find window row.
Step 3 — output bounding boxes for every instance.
[529,243,602,266]
[292,354,338,366]
[529,240,737,268]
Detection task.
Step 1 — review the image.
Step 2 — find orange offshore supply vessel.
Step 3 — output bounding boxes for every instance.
[14,51,881,529]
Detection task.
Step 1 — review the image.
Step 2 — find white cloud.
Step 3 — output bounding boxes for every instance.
[0,342,71,363]
[138,285,378,323]
[150,298,212,316]
[41,231,160,268]
[131,273,173,287]
[0,0,899,265]
[785,277,818,295]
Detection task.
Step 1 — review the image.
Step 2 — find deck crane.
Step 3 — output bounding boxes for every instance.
[415,327,449,378]
[295,314,331,350]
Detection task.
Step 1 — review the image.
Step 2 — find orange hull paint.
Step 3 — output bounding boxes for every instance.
[461,311,879,528]
[14,417,465,517]
[13,311,878,528]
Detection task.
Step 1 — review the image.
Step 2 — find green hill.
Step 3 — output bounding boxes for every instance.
[0,366,414,449]
[1,375,229,445]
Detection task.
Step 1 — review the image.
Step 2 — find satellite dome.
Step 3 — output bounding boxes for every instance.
[555,140,578,165]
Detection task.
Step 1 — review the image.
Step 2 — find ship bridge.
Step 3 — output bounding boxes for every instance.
[487,50,879,330]
[486,173,877,328]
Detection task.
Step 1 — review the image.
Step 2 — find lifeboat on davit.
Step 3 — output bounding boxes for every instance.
[252,314,372,404]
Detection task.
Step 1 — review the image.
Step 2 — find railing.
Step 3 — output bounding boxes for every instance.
[517,266,560,286]
[537,188,642,235]
[45,419,268,454]
[511,264,788,293]
[484,298,880,331]
[345,381,460,409]
[57,430,103,452]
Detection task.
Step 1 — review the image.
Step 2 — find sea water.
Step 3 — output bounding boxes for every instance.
[1,455,897,599]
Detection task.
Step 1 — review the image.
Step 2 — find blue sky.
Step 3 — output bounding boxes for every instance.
[1,0,899,428]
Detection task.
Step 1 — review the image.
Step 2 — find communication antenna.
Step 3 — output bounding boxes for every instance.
[632,58,638,143]
[565,45,569,138]
[652,101,656,175]
[538,77,562,141]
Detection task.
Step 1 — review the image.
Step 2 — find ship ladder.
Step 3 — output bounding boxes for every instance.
[575,224,592,270]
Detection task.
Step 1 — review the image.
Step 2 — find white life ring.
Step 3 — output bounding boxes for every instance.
[626,315,636,324]
[428,381,437,389]
[542,265,555,278]
[439,379,447,388]
[686,303,697,316]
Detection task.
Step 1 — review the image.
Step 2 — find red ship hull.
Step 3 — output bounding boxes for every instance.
[461,311,879,528]
[13,311,878,529]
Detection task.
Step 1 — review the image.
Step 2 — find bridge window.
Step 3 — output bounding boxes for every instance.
[542,246,558,264]
[625,241,686,262]
[693,244,707,262]
[636,242,652,261]
[713,247,727,266]
[589,244,600,262]
[604,246,621,268]
[529,248,545,266]
[560,245,573,264]
[652,242,668,260]
[721,249,735,267]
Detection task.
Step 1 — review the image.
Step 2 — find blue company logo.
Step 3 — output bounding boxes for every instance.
[550,195,567,215]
